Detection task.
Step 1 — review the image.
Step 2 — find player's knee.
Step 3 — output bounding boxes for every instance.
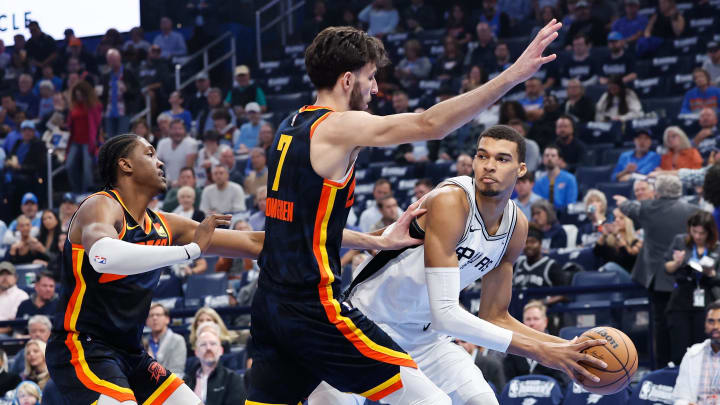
[380,366,450,405]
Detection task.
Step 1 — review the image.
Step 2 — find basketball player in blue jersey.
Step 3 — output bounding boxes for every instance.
[247,20,583,405]
[46,134,424,405]
[309,127,609,405]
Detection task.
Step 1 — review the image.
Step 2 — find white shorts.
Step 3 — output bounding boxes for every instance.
[308,321,495,405]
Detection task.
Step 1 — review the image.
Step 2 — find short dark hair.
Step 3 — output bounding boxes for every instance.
[179,166,195,177]
[169,118,186,129]
[518,171,535,183]
[707,299,720,316]
[686,210,718,249]
[704,163,720,206]
[211,109,231,122]
[98,134,141,190]
[477,125,526,163]
[37,271,55,283]
[150,303,170,317]
[374,178,391,189]
[305,26,389,90]
[573,33,589,45]
[415,178,433,188]
[557,115,576,132]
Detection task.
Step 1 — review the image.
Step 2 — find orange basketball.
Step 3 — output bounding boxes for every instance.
[576,326,638,395]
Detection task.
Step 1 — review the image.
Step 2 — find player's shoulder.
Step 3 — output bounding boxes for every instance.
[425,184,468,213]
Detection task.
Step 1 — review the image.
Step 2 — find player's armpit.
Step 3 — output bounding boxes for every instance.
[423,187,468,268]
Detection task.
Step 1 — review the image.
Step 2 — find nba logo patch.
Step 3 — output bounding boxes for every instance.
[154,223,168,238]
[94,256,107,264]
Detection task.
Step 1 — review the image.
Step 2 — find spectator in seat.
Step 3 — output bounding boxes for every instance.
[595,75,643,123]
[14,74,39,119]
[257,122,274,155]
[123,26,152,56]
[529,95,562,149]
[485,41,512,80]
[0,39,10,70]
[394,39,431,90]
[162,91,192,132]
[600,32,637,84]
[0,262,29,336]
[664,211,720,365]
[185,323,247,404]
[518,78,545,122]
[412,178,433,204]
[692,108,719,161]
[0,348,20,397]
[432,35,465,82]
[6,215,50,266]
[478,0,511,39]
[199,88,234,136]
[137,44,172,115]
[3,121,46,206]
[21,339,48,390]
[611,0,647,44]
[188,307,238,354]
[513,226,567,292]
[172,185,205,223]
[531,199,568,250]
[187,72,210,117]
[508,119,540,172]
[358,0,399,38]
[15,272,57,320]
[561,79,595,123]
[534,145,578,209]
[25,21,56,73]
[162,167,202,213]
[455,339,506,394]
[226,65,267,117]
[660,126,703,171]
[564,1,607,47]
[66,80,102,195]
[503,301,569,387]
[402,0,437,32]
[634,178,656,201]
[15,381,43,405]
[498,100,526,125]
[36,210,61,264]
[672,300,720,405]
[702,42,720,87]
[244,148,268,198]
[131,119,155,148]
[578,188,608,246]
[644,0,686,40]
[468,23,496,70]
[513,171,542,219]
[445,4,473,46]
[460,65,486,93]
[554,115,586,172]
[560,34,600,87]
[146,303,187,378]
[213,108,240,148]
[456,153,473,177]
[303,1,332,43]
[153,17,187,58]
[200,164,246,215]
[370,196,400,232]
[219,147,245,186]
[195,130,222,187]
[615,174,700,369]
[681,68,720,115]
[358,178,402,232]
[10,315,51,375]
[612,129,661,182]
[36,80,54,120]
[249,186,267,232]
[157,119,198,186]
[101,49,139,138]
[3,193,42,246]
[234,102,263,155]
[593,207,642,276]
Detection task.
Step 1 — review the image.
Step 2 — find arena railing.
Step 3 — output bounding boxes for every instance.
[255,0,305,65]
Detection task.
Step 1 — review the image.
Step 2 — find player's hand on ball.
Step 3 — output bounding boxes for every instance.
[381,196,428,250]
[194,214,232,253]
[541,338,608,385]
[507,19,562,84]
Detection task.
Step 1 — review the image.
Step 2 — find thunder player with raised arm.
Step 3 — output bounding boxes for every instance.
[247,21,572,405]
[309,126,608,405]
[45,134,266,405]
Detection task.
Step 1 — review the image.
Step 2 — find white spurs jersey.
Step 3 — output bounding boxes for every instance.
[348,176,518,326]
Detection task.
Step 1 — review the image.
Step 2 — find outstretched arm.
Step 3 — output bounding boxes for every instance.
[341,197,427,250]
[164,213,263,259]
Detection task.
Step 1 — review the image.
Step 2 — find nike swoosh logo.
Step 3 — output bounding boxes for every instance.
[468,226,480,233]
[126,224,140,230]
[422,323,431,331]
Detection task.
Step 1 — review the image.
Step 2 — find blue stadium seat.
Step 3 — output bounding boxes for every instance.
[547,247,598,271]
[572,271,624,303]
[153,274,184,299]
[626,117,667,142]
[14,264,43,290]
[669,37,700,56]
[632,77,666,99]
[668,73,694,96]
[500,375,564,405]
[688,16,716,39]
[577,122,623,145]
[265,92,313,113]
[642,97,683,120]
[600,148,630,166]
[627,367,679,405]
[596,182,634,201]
[649,56,681,76]
[558,326,592,340]
[184,273,228,308]
[424,162,454,184]
[584,85,607,104]
[562,383,631,405]
[576,165,615,193]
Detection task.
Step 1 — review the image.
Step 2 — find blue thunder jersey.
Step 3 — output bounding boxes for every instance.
[53,189,173,351]
[258,105,356,299]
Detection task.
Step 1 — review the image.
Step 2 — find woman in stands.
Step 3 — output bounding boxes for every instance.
[578,189,608,246]
[593,208,642,281]
[660,126,703,170]
[37,210,61,265]
[0,349,21,398]
[594,75,643,122]
[461,65,486,93]
[433,35,465,81]
[131,119,156,148]
[531,199,567,251]
[188,307,238,353]
[22,340,49,390]
[664,210,720,365]
[394,39,432,90]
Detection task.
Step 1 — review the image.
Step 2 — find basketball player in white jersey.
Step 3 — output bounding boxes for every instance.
[309,126,608,405]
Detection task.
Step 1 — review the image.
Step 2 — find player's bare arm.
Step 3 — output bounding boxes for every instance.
[477,212,608,383]
[163,212,263,258]
[342,197,427,250]
[311,21,561,179]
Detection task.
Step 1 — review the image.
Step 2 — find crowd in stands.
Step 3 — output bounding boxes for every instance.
[0,0,720,403]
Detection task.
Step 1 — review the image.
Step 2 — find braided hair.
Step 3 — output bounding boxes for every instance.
[97,134,140,190]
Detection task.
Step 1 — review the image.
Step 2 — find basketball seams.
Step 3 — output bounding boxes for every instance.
[579,329,634,393]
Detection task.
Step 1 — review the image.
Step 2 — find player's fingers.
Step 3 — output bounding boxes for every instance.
[216,220,232,227]
[410,208,427,217]
[539,54,557,65]
[574,362,601,383]
[575,338,607,351]
[408,237,424,246]
[578,352,607,370]
[539,31,559,49]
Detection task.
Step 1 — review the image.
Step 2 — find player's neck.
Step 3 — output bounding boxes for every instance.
[474,188,511,235]
[314,91,349,112]
[114,184,155,225]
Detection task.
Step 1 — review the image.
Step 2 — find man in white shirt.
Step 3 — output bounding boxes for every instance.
[0,262,30,336]
[358,178,402,232]
[200,164,247,215]
[156,119,198,186]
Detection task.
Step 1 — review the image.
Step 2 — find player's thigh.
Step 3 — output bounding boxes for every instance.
[97,395,137,405]
[307,381,365,405]
[379,366,450,405]
[128,352,189,404]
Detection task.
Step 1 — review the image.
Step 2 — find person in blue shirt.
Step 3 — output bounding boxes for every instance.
[533,145,578,209]
[14,74,39,119]
[162,91,193,131]
[152,17,187,58]
[612,129,661,181]
[681,68,720,114]
[518,77,544,121]
[611,0,648,44]
[234,102,264,154]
